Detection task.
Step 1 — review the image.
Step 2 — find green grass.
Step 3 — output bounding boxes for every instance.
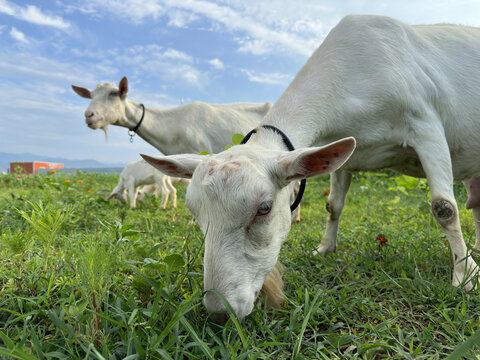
[0,170,479,359]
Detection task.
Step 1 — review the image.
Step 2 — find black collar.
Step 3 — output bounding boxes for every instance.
[241,125,306,213]
[128,103,145,143]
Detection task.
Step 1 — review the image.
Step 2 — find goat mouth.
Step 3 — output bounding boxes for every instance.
[86,120,99,129]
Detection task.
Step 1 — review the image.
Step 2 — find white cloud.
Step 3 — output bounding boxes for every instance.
[10,27,28,43]
[165,0,318,57]
[67,0,321,58]
[0,1,70,29]
[241,69,293,86]
[72,0,165,24]
[236,37,274,56]
[163,48,193,62]
[0,0,14,15]
[0,51,101,86]
[167,9,199,27]
[108,45,205,86]
[71,44,204,87]
[209,58,224,70]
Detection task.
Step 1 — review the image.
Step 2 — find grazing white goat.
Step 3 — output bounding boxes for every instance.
[107,159,187,210]
[72,76,272,155]
[142,14,480,322]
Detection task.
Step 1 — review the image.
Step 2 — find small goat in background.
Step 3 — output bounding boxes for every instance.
[107,159,189,210]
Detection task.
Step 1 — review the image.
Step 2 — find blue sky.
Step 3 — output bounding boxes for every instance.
[1,0,480,165]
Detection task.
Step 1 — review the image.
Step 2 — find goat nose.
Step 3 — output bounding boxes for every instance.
[85,111,94,119]
[209,312,229,325]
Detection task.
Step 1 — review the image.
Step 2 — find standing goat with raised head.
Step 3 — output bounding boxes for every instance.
[145,14,480,322]
[72,76,272,155]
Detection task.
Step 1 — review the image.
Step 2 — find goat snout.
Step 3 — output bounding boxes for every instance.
[209,312,229,325]
[85,111,97,126]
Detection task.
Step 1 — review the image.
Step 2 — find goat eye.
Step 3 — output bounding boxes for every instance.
[256,201,272,216]
[109,91,119,97]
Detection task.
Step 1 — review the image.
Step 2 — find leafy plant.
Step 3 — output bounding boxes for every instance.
[17,201,72,270]
[0,229,33,260]
[98,218,142,244]
[390,174,428,196]
[75,238,116,347]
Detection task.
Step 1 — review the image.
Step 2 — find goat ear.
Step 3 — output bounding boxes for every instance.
[276,137,356,182]
[72,85,91,99]
[119,76,128,98]
[140,153,204,179]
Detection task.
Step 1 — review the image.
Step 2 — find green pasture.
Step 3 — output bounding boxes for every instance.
[0,170,479,359]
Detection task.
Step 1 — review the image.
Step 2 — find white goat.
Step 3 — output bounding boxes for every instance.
[72,76,272,155]
[107,159,186,210]
[142,15,480,322]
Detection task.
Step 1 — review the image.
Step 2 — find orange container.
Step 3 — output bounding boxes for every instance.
[10,161,64,175]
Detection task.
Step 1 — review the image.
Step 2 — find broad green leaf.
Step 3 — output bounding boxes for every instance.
[164,254,185,272]
[231,133,245,145]
[395,175,420,190]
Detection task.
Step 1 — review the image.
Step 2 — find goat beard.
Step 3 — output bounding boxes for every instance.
[259,261,285,309]
[101,125,109,141]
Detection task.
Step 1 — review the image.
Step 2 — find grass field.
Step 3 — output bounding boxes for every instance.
[0,170,479,359]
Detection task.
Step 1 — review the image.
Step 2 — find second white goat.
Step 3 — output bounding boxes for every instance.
[107,159,187,210]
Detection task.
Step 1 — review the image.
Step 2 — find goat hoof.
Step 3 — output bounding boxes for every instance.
[313,242,336,256]
[452,257,479,291]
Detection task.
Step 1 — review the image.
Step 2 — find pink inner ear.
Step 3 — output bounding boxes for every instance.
[304,143,352,171]
[302,157,332,172]
[154,160,189,177]
[285,139,355,181]
[141,154,197,179]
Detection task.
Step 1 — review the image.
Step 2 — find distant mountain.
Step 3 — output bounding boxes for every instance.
[0,152,126,172]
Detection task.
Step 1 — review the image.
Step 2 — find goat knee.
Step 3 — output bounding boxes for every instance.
[325,200,340,220]
[432,199,456,226]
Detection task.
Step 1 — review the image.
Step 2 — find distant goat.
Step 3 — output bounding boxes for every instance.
[143,15,480,322]
[107,159,188,210]
[72,76,272,155]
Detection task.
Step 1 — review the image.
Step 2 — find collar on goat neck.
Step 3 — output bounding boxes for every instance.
[241,125,306,213]
[128,103,145,143]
